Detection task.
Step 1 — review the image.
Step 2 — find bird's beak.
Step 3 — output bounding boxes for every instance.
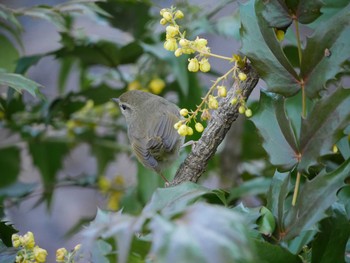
[111,98,120,104]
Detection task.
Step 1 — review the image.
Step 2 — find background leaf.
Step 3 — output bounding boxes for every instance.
[0,147,20,188]
[300,3,350,99]
[254,240,302,263]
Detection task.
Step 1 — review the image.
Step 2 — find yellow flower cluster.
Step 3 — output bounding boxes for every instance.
[160,6,252,136]
[160,7,211,73]
[12,232,48,263]
[98,175,125,211]
[231,91,253,117]
[56,244,81,263]
[127,78,166,95]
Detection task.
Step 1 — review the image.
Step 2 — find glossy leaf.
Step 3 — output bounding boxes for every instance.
[0,35,19,72]
[28,140,69,205]
[254,240,302,263]
[298,87,350,171]
[149,203,255,263]
[0,72,44,99]
[257,206,276,236]
[251,91,299,170]
[311,203,350,263]
[0,147,20,187]
[0,221,18,247]
[283,158,350,240]
[300,3,350,98]
[228,177,271,201]
[266,171,291,232]
[259,0,323,27]
[240,1,300,97]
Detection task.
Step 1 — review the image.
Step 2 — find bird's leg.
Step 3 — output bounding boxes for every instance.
[159,172,169,184]
[181,140,196,149]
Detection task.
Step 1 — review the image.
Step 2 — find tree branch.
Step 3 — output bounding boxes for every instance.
[169,63,259,186]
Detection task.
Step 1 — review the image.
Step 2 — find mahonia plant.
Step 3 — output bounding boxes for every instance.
[12,232,48,263]
[160,6,253,137]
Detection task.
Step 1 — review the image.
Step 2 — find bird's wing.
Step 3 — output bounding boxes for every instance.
[147,111,180,154]
[131,140,158,169]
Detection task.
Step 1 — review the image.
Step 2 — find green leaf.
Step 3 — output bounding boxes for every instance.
[298,87,350,171]
[0,72,44,99]
[28,140,69,205]
[58,57,74,94]
[15,55,44,74]
[283,158,350,241]
[91,143,116,176]
[300,3,350,98]
[0,240,17,263]
[0,221,18,247]
[251,91,298,170]
[143,182,212,217]
[228,177,271,201]
[240,1,299,97]
[0,147,20,187]
[149,203,255,263]
[259,0,323,27]
[254,240,302,263]
[311,203,350,263]
[267,171,291,232]
[0,35,19,72]
[257,207,276,236]
[214,11,241,40]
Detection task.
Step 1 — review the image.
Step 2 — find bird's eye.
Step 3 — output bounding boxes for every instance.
[120,104,128,111]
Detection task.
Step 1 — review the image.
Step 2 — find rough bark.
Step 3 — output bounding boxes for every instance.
[169,64,259,186]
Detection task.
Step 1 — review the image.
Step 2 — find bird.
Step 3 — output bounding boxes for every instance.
[112,90,184,182]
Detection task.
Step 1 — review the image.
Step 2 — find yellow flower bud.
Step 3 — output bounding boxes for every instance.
[217,86,227,97]
[174,48,183,57]
[188,58,199,72]
[34,246,48,263]
[238,72,247,81]
[23,231,35,249]
[187,126,193,136]
[174,10,184,19]
[127,80,142,91]
[149,78,165,94]
[239,106,246,114]
[12,234,21,248]
[160,18,167,25]
[332,145,338,153]
[0,111,4,120]
[162,11,172,21]
[164,38,178,51]
[174,121,183,130]
[182,48,195,54]
[166,25,179,38]
[56,247,68,262]
[179,38,189,47]
[195,123,204,133]
[178,124,188,136]
[160,8,167,16]
[245,108,252,117]
[194,37,208,49]
[74,244,82,251]
[180,108,189,117]
[98,176,111,193]
[231,97,238,105]
[199,58,211,72]
[201,109,211,121]
[208,96,219,110]
[275,29,285,42]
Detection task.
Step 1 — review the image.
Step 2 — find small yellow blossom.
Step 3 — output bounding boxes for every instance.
[174,121,183,130]
[166,25,179,38]
[174,48,182,57]
[180,108,189,117]
[179,38,190,47]
[149,78,166,94]
[239,106,246,114]
[208,96,218,109]
[34,246,48,263]
[201,109,211,121]
[275,29,285,42]
[12,234,21,248]
[56,247,68,262]
[164,38,178,51]
[22,231,35,249]
[245,109,253,117]
[217,86,227,97]
[238,72,247,81]
[160,18,167,25]
[174,10,184,19]
[178,124,188,136]
[188,58,199,72]
[162,11,172,21]
[231,97,238,105]
[195,123,204,133]
[127,80,142,91]
[187,126,194,136]
[199,58,211,72]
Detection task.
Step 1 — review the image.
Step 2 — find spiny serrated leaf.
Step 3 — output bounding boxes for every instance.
[300,3,350,99]
[251,91,299,170]
[240,1,299,97]
[149,203,255,263]
[0,72,44,99]
[0,221,18,247]
[0,35,19,72]
[283,158,350,241]
[0,147,20,187]
[311,203,350,263]
[298,87,350,171]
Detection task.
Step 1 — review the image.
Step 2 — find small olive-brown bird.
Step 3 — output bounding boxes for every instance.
[113,90,184,182]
